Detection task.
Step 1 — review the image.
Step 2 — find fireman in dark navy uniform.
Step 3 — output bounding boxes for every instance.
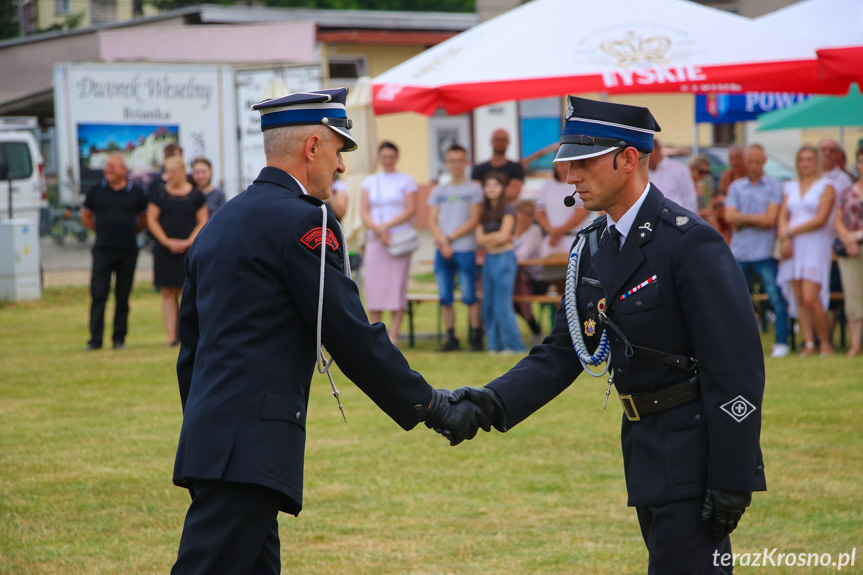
[449,97,767,574]
[169,88,487,575]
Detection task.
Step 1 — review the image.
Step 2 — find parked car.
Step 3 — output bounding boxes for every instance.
[0,129,47,225]
[667,146,796,191]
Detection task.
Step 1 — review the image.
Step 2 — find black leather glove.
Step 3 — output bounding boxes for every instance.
[449,386,508,432]
[424,388,492,446]
[700,488,752,540]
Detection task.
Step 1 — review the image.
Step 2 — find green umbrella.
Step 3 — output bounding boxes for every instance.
[757,84,863,131]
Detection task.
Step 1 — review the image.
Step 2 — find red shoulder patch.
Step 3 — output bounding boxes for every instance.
[300,227,339,252]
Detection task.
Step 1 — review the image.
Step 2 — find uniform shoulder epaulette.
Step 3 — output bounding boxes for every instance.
[657,201,699,233]
[579,214,607,236]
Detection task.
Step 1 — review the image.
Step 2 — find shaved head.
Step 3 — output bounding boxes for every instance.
[745,144,767,181]
[264,125,325,161]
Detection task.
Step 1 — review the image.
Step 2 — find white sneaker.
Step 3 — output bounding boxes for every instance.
[771,344,790,358]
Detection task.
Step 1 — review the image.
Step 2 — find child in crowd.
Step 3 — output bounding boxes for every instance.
[428,144,484,351]
[476,172,526,355]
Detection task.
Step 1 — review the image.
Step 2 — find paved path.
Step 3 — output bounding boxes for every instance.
[40,236,153,287]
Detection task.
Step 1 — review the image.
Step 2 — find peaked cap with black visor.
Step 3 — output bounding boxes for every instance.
[553,96,661,165]
[252,87,358,152]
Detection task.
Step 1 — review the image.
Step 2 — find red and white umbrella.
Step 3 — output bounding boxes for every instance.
[818,46,863,84]
[373,0,850,116]
[756,0,863,85]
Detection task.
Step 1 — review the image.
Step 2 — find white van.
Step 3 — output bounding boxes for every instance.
[0,130,47,225]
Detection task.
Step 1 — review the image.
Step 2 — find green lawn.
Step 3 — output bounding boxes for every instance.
[1,285,861,574]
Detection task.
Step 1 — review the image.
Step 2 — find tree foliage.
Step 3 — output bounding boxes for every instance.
[0,0,21,41]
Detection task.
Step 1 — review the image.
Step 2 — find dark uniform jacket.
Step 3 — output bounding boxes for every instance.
[488,185,767,507]
[172,167,435,515]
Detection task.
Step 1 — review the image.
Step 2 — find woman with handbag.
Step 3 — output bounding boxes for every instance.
[834,145,863,356]
[359,141,418,346]
[777,145,837,356]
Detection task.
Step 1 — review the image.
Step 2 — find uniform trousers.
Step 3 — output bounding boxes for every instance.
[636,496,733,575]
[171,480,282,575]
[89,248,138,346]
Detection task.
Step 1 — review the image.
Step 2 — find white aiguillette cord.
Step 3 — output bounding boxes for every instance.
[316,204,351,422]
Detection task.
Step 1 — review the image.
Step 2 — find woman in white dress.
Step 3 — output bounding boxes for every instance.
[359,141,417,346]
[777,145,837,356]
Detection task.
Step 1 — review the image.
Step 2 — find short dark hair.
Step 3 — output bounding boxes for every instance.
[446,144,467,155]
[164,142,183,159]
[192,156,212,170]
[857,144,863,161]
[378,141,399,154]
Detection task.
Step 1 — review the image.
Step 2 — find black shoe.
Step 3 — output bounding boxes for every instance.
[439,337,461,352]
[113,342,126,350]
[469,328,484,352]
[85,343,102,352]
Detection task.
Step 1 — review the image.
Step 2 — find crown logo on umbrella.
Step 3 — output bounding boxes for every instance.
[600,31,672,68]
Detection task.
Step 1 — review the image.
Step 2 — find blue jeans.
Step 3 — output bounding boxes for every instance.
[481,250,526,352]
[739,258,788,345]
[434,250,478,306]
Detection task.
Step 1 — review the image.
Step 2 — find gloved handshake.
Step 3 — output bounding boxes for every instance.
[424,386,507,445]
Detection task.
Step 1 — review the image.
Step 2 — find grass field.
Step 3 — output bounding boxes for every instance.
[1,284,862,574]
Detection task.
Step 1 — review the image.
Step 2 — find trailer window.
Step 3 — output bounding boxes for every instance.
[0,142,34,180]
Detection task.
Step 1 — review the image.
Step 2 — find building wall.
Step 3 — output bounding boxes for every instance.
[0,33,100,105]
[477,0,527,22]
[737,0,801,18]
[327,42,431,183]
[683,0,801,16]
[36,0,157,32]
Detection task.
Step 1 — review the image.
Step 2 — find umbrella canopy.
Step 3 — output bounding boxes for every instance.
[756,0,863,85]
[817,46,863,85]
[756,0,863,48]
[373,0,849,116]
[757,84,863,131]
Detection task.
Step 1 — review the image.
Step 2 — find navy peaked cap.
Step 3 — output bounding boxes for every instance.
[252,87,357,152]
[554,96,661,163]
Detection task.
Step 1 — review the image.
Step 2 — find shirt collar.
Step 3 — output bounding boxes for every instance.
[606,181,651,245]
[287,173,308,196]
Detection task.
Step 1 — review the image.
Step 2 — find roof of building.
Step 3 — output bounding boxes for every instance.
[0,4,477,49]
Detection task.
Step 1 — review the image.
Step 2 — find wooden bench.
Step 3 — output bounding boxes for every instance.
[405,292,562,348]
[752,292,846,351]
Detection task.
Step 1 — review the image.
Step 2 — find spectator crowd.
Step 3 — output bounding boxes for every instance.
[81,130,863,359]
[371,130,863,358]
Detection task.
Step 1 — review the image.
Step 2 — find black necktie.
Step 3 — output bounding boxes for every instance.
[607,224,621,259]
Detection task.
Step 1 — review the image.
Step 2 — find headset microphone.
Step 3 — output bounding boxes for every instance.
[563,192,577,207]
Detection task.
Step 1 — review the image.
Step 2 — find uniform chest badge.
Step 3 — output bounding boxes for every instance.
[676,216,689,226]
[584,318,596,336]
[300,227,339,252]
[597,298,606,313]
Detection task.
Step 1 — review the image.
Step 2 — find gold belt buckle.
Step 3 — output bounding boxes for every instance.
[619,394,641,421]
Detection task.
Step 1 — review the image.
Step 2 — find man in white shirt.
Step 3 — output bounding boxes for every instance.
[648,140,699,213]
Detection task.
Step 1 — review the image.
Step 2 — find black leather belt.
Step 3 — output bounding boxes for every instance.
[618,377,700,422]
